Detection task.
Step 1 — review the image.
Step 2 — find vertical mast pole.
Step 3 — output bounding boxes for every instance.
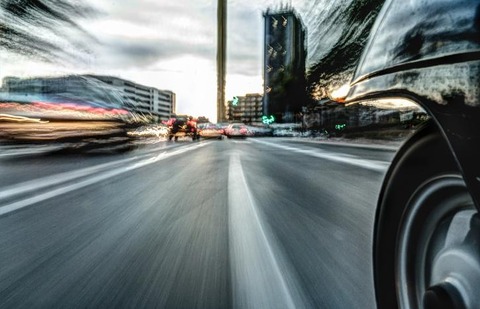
[217,0,226,122]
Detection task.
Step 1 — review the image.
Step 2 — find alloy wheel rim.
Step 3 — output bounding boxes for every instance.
[396,175,479,309]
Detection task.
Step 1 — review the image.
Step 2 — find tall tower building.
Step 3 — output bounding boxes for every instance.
[263,7,307,123]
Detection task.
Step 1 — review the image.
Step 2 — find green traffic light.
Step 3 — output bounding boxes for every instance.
[262,115,275,124]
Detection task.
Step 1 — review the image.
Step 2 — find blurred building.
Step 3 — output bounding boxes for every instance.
[227,93,263,124]
[2,75,175,122]
[263,7,308,123]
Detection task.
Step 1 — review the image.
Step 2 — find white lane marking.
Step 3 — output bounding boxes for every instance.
[0,142,211,216]
[231,140,251,144]
[277,137,400,151]
[0,142,196,202]
[0,140,187,200]
[0,145,65,158]
[0,156,141,202]
[251,139,389,172]
[228,152,304,309]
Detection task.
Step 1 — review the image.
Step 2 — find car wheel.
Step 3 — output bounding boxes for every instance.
[374,123,479,309]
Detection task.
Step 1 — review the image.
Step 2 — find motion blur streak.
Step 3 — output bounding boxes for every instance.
[228,152,307,309]
[0,113,47,123]
[0,121,127,141]
[0,0,98,63]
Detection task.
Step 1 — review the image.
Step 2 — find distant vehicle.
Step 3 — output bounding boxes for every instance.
[216,122,230,134]
[198,123,224,139]
[167,115,199,141]
[224,123,249,138]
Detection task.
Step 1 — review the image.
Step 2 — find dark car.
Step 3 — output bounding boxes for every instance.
[342,0,480,308]
[167,115,199,141]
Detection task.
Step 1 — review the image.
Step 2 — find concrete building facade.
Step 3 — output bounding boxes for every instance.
[91,75,175,122]
[227,93,263,124]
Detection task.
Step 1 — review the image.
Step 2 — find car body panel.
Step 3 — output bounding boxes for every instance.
[345,0,480,209]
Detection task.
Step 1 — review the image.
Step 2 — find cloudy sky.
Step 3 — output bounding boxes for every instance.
[0,0,311,122]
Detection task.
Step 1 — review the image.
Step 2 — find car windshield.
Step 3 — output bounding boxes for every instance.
[2,0,477,308]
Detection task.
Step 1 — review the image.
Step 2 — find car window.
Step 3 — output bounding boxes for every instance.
[1,0,478,308]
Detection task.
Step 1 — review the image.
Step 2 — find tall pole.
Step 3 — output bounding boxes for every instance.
[217,0,226,123]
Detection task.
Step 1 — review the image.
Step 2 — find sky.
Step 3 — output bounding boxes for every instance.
[0,0,309,122]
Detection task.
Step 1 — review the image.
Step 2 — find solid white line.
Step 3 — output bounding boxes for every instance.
[0,156,141,202]
[231,140,251,144]
[0,142,198,202]
[280,137,400,151]
[228,152,302,309]
[0,145,65,158]
[251,139,389,172]
[0,142,211,216]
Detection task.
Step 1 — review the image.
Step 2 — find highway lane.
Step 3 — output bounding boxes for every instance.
[0,138,398,308]
[240,138,393,308]
[0,140,187,188]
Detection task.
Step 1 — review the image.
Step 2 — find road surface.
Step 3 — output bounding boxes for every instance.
[0,137,398,308]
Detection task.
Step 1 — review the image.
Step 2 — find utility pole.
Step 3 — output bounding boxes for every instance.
[216,0,226,123]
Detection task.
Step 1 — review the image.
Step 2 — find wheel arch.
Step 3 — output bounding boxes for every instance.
[373,119,461,308]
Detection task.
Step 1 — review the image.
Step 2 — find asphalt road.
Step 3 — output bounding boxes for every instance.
[0,137,398,308]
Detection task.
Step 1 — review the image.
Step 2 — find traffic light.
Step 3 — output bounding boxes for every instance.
[262,115,275,125]
[232,96,239,106]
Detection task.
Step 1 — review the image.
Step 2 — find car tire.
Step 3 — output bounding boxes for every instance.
[374,122,479,309]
